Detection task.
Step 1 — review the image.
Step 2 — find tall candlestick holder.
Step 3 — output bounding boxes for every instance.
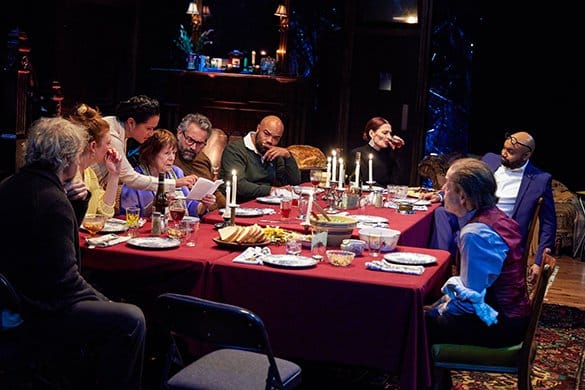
[322,183,339,214]
[365,180,376,191]
[224,203,239,226]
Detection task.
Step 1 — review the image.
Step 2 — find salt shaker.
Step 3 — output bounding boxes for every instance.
[151,212,163,236]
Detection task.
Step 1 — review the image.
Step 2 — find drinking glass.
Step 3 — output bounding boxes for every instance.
[169,198,187,227]
[310,169,322,191]
[285,238,302,256]
[368,233,382,257]
[297,197,309,220]
[82,213,107,237]
[182,216,200,247]
[280,197,292,222]
[292,185,303,207]
[126,206,140,238]
[395,185,409,201]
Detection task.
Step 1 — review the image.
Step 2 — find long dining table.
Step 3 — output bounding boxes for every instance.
[79,196,448,390]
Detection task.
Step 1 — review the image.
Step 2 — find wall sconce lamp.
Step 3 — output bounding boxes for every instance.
[274,3,290,73]
[274,4,289,32]
[186,1,202,44]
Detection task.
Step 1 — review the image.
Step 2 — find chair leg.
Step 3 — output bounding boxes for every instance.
[518,366,532,390]
[431,367,453,390]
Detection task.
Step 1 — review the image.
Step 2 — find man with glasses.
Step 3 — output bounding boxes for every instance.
[219,115,301,203]
[174,113,226,210]
[427,131,556,281]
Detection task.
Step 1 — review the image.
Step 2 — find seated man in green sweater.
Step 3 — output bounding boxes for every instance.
[220,115,301,203]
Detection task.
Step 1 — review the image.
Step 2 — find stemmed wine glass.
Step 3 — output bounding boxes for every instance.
[310,169,322,193]
[169,198,187,228]
[82,213,107,237]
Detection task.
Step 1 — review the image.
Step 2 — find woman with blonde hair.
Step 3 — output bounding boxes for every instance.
[68,103,122,217]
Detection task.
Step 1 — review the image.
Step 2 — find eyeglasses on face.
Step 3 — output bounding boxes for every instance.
[505,133,532,152]
[182,131,207,147]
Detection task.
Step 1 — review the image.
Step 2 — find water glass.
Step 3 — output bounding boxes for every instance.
[297,197,309,220]
[181,216,200,247]
[368,233,382,257]
[395,185,409,201]
[285,238,302,256]
[126,206,140,238]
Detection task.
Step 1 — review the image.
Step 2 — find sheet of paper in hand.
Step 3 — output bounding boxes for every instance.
[187,178,224,200]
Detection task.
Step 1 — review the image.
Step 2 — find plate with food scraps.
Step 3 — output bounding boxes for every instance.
[219,208,265,217]
[261,254,318,269]
[350,215,389,225]
[212,237,271,248]
[256,195,286,204]
[383,252,437,266]
[127,237,181,249]
[100,218,130,233]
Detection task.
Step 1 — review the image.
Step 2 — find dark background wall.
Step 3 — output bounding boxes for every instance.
[1,0,583,190]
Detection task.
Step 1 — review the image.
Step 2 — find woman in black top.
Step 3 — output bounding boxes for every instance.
[349,116,405,187]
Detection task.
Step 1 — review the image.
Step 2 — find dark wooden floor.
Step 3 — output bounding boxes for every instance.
[545,254,585,309]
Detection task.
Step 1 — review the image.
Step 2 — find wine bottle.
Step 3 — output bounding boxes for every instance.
[154,172,168,215]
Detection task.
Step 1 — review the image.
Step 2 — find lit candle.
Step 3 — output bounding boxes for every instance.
[305,193,313,225]
[326,157,331,187]
[251,50,256,66]
[231,169,237,205]
[331,150,337,185]
[224,181,231,218]
[354,157,360,188]
[368,154,373,183]
[338,158,344,187]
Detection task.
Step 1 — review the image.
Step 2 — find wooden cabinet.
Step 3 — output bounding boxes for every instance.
[148,69,311,147]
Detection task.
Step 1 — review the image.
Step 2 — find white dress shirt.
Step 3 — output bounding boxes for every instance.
[493,161,527,216]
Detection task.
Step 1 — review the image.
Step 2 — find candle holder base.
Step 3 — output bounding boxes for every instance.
[228,204,239,226]
[365,181,376,191]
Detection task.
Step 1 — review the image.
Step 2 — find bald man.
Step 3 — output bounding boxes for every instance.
[428,131,556,281]
[219,115,301,203]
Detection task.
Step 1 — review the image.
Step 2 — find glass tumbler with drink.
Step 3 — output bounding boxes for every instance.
[126,206,140,238]
[280,197,292,222]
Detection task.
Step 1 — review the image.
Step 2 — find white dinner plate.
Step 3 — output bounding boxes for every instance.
[350,215,389,224]
[219,208,265,217]
[361,185,384,192]
[127,237,181,249]
[261,254,318,269]
[256,196,286,204]
[383,252,437,266]
[398,198,431,206]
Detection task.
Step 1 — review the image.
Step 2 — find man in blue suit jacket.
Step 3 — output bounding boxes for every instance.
[428,131,556,281]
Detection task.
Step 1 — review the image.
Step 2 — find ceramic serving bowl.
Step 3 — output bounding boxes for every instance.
[358,227,401,252]
[326,250,355,267]
[311,215,358,247]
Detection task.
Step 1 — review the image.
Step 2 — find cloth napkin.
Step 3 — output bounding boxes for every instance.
[441,276,499,326]
[271,188,292,198]
[365,260,424,275]
[261,208,276,215]
[233,247,272,264]
[86,234,132,248]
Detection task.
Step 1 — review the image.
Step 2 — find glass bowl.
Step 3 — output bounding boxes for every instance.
[326,250,355,267]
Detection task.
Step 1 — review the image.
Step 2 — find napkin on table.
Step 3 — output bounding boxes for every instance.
[86,234,132,248]
[365,260,424,275]
[233,247,272,264]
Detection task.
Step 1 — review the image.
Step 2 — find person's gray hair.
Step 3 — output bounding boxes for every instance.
[177,113,212,139]
[24,117,88,174]
[448,158,498,210]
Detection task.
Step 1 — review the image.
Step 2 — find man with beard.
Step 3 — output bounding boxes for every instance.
[174,113,225,210]
[219,115,301,203]
[427,131,556,281]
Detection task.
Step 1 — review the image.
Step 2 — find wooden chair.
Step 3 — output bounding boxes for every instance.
[155,293,302,390]
[430,249,556,389]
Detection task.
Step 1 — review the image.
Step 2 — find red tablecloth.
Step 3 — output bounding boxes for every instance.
[205,245,451,390]
[79,202,447,390]
[202,198,439,248]
[80,222,229,298]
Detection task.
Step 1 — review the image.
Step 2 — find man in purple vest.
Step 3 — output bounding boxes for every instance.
[426,158,531,347]
[427,131,556,282]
